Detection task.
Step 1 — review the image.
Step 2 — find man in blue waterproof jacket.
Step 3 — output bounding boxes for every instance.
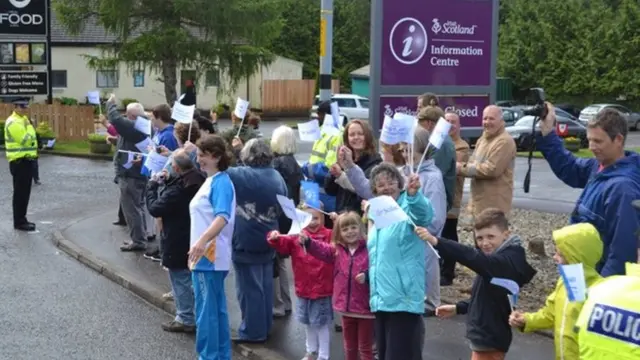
[536,102,640,276]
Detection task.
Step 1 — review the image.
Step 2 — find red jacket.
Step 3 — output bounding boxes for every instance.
[307,238,372,316]
[267,227,333,299]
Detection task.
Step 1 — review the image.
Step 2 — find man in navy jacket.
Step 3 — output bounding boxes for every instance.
[536,103,640,276]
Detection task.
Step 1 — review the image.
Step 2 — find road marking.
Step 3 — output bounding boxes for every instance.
[39,221,53,224]
[28,230,40,234]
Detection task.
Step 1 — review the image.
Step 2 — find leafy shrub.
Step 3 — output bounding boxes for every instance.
[36,122,55,138]
[59,97,78,106]
[87,133,107,143]
[121,98,139,109]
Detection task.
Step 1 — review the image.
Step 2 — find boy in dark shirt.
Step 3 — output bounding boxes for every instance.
[416,208,536,360]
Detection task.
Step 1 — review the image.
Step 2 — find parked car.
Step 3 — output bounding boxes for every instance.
[556,103,582,118]
[496,100,519,108]
[500,107,523,126]
[579,104,640,130]
[506,115,587,151]
[310,94,369,126]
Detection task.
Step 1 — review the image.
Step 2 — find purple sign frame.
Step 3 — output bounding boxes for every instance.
[380,95,490,129]
[382,0,493,86]
[369,0,498,140]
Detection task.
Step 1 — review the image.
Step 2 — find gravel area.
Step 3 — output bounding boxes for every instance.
[441,208,570,313]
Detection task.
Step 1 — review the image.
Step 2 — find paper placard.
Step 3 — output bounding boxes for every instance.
[276,194,298,221]
[234,97,250,119]
[46,139,56,148]
[172,103,195,124]
[393,112,418,144]
[301,180,321,209]
[122,152,135,169]
[367,195,409,229]
[143,151,169,174]
[135,137,153,153]
[490,277,520,295]
[429,117,452,149]
[330,102,341,128]
[298,120,321,142]
[288,209,313,235]
[321,114,341,136]
[380,115,411,145]
[87,90,100,105]
[134,117,152,135]
[559,263,587,302]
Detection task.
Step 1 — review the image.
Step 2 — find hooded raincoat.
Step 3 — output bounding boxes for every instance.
[522,223,603,360]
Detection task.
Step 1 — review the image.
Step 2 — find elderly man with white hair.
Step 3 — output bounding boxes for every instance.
[105,94,151,251]
[456,105,517,219]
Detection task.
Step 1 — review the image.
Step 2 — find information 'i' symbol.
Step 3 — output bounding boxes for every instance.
[402,25,416,57]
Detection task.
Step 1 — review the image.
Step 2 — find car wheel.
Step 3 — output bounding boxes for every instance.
[342,116,349,127]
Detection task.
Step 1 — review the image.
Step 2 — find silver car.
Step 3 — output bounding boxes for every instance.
[579,104,640,130]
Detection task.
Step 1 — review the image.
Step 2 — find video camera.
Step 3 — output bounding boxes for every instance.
[522,88,549,119]
[522,88,549,194]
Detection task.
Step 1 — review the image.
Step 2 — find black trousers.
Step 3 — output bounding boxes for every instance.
[375,311,424,360]
[32,158,39,182]
[117,204,126,224]
[440,217,459,281]
[9,158,35,226]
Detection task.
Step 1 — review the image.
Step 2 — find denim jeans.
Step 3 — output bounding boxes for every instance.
[168,269,195,326]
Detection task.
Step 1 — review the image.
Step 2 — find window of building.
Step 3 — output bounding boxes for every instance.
[51,70,67,88]
[133,70,144,87]
[205,69,220,87]
[96,69,119,88]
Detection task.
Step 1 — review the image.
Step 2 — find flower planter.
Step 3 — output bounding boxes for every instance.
[89,141,112,154]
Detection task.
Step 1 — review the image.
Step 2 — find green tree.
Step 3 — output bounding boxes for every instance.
[53,0,287,103]
[333,0,370,91]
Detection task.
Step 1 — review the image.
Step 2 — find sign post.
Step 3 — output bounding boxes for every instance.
[369,0,499,140]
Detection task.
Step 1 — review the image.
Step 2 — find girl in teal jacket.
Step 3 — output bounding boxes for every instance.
[366,163,434,360]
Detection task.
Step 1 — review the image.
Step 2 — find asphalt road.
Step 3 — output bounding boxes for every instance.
[0,156,217,360]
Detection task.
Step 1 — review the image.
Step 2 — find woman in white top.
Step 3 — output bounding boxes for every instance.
[188,134,236,360]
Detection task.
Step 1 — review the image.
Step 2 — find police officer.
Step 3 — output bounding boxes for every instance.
[575,274,640,359]
[4,97,38,231]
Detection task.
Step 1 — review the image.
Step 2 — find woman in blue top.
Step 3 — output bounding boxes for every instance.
[366,163,434,360]
[189,134,236,360]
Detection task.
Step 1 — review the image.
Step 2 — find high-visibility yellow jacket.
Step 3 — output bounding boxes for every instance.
[4,111,37,162]
[522,223,603,360]
[302,130,343,212]
[575,275,640,360]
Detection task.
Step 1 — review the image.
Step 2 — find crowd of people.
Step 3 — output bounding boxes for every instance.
[91,86,640,360]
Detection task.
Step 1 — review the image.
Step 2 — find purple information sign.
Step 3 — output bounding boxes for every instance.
[379,95,490,128]
[382,0,493,86]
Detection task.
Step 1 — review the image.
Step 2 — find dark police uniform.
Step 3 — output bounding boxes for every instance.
[4,98,38,231]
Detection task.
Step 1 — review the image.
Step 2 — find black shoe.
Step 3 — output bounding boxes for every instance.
[143,248,161,262]
[120,243,146,252]
[34,180,41,185]
[440,278,453,286]
[112,220,127,226]
[147,235,156,242]
[161,320,196,333]
[14,223,36,231]
[334,323,343,332]
[231,336,266,344]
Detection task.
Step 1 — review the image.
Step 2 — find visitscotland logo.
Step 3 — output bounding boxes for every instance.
[431,19,477,35]
[9,0,31,9]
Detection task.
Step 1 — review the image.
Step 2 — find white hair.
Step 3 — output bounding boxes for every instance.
[126,102,145,117]
[270,125,297,155]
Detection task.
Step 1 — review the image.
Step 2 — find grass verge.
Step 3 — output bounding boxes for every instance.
[517,147,639,159]
[41,140,114,159]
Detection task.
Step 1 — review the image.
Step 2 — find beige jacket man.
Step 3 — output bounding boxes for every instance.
[457,106,516,218]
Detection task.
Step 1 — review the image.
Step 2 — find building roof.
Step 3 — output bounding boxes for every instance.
[350,64,370,79]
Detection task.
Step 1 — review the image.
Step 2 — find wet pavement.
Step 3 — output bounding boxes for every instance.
[0,155,251,359]
[62,210,555,360]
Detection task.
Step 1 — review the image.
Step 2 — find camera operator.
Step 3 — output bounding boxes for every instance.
[537,102,640,276]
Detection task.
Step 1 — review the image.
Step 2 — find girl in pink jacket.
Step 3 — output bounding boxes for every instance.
[303,211,374,360]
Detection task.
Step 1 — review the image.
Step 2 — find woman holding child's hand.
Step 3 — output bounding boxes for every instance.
[508,311,526,329]
[415,227,438,246]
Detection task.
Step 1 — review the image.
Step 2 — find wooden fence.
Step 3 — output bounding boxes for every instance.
[261,79,341,113]
[0,104,95,141]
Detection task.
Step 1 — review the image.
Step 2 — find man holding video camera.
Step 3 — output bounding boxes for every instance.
[537,102,640,275]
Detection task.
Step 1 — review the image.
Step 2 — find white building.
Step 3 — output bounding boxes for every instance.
[0,13,303,110]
